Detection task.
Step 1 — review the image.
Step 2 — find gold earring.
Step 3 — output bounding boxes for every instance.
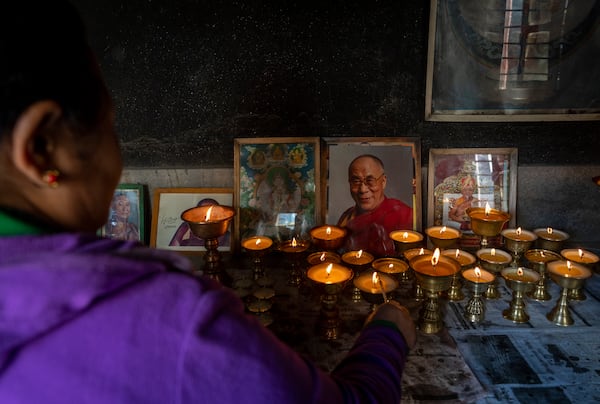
[42,169,60,188]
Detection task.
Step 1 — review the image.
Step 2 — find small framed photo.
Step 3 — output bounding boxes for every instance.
[150,188,233,254]
[101,183,146,242]
[427,148,518,248]
[234,137,320,248]
[322,137,422,231]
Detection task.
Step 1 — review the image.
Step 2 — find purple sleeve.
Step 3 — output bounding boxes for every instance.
[176,281,408,404]
[330,322,409,403]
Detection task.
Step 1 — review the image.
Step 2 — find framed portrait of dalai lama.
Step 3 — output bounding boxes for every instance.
[322,137,422,232]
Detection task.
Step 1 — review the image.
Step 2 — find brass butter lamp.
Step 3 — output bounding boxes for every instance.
[410,248,461,334]
[547,260,592,326]
[467,203,510,248]
[501,267,540,323]
[181,204,235,284]
[462,267,495,324]
[307,262,353,339]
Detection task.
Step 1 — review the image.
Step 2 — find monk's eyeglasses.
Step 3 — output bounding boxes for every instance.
[349,173,385,189]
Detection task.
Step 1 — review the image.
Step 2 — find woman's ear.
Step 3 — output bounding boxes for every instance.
[10,100,64,186]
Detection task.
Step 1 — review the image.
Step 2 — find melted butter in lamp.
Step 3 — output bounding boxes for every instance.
[548,260,592,279]
[310,225,346,240]
[502,227,537,242]
[242,236,273,251]
[404,247,432,261]
[182,205,232,223]
[372,257,409,274]
[560,249,599,265]
[280,237,309,253]
[342,250,374,266]
[525,249,561,264]
[410,249,460,277]
[476,248,511,264]
[442,249,476,267]
[307,251,341,265]
[353,271,397,294]
[501,267,539,283]
[307,262,352,285]
[534,227,569,241]
[426,226,460,239]
[463,267,495,283]
[468,204,509,222]
[390,230,423,243]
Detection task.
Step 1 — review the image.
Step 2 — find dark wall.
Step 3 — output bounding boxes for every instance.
[74,0,600,168]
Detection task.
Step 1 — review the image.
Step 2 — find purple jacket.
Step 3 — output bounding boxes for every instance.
[0,233,408,403]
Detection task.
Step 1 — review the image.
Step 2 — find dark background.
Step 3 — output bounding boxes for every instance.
[73,0,600,168]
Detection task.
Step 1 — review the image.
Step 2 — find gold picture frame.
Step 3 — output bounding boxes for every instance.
[425,0,600,122]
[150,187,233,255]
[322,137,422,231]
[427,148,518,249]
[234,137,320,250]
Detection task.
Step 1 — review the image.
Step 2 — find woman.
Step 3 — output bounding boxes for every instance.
[0,1,416,403]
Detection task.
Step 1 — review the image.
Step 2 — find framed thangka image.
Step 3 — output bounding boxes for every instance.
[234,138,320,248]
[101,183,146,243]
[427,148,517,249]
[150,188,233,254]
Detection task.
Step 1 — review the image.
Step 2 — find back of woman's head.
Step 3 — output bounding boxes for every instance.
[0,0,109,139]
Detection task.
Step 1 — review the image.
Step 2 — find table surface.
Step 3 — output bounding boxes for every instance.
[194,252,600,404]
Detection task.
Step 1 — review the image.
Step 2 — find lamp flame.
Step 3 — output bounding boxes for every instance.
[491,248,496,256]
[320,252,326,262]
[547,227,553,234]
[431,248,440,266]
[255,238,261,246]
[540,250,546,258]
[357,250,363,258]
[516,227,522,235]
[402,231,409,239]
[418,248,425,255]
[372,271,379,287]
[578,249,584,259]
[484,202,491,216]
[291,237,297,247]
[474,267,481,278]
[567,260,572,271]
[326,226,332,235]
[440,226,447,234]
[517,267,524,277]
[205,206,214,221]
[455,249,460,259]
[326,263,333,277]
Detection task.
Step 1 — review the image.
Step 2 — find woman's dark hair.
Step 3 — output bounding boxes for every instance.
[0,1,109,139]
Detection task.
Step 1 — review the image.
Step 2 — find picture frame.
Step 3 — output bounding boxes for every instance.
[427,148,518,249]
[150,188,233,254]
[322,137,422,232]
[425,0,600,122]
[101,183,146,243]
[234,137,320,248]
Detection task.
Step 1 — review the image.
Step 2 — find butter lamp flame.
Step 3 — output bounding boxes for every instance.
[431,248,440,267]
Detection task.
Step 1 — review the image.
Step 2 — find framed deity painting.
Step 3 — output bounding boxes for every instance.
[234,137,320,249]
[322,137,422,231]
[427,148,518,249]
[150,188,233,255]
[425,0,600,121]
[101,183,146,243]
